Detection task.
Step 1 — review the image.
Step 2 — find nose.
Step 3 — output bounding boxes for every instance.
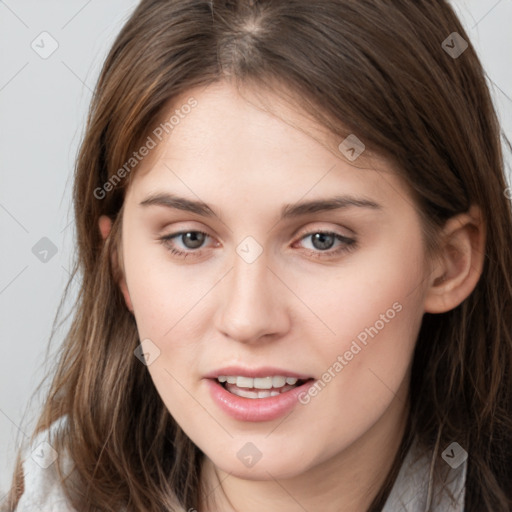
[214,249,291,345]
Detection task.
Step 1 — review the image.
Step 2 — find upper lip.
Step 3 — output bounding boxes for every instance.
[204,366,313,380]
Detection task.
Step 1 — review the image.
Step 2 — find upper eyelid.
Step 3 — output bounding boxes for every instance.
[294,223,355,239]
[162,227,354,248]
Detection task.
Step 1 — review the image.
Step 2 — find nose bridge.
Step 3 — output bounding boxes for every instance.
[229,248,274,317]
[215,243,288,343]
[234,243,272,296]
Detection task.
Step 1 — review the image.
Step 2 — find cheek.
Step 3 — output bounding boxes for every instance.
[122,238,202,337]
[292,223,427,351]
[122,239,212,409]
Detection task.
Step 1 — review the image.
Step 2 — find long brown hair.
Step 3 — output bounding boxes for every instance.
[3,1,511,510]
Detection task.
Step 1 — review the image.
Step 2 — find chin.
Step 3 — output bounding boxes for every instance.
[209,450,315,481]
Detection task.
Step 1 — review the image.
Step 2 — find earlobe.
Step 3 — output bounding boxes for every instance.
[424,205,486,314]
[119,279,134,313]
[98,214,134,314]
[99,215,113,240]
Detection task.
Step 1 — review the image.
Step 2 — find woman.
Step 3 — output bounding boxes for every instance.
[3,1,512,510]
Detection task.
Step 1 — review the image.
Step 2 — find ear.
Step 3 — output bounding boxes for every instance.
[424,205,486,314]
[99,215,134,313]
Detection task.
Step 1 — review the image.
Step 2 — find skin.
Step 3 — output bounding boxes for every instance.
[99,80,485,512]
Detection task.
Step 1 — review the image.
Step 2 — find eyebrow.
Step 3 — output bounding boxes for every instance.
[139,192,382,219]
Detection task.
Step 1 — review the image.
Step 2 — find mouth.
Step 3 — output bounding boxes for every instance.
[214,375,314,399]
[205,371,317,421]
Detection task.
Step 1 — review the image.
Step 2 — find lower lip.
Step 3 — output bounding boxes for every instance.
[205,378,316,422]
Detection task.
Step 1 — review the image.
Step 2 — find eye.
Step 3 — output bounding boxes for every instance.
[159,230,213,258]
[294,230,357,259]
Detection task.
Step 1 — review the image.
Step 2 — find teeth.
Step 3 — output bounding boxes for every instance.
[229,387,260,399]
[236,376,253,388]
[272,376,286,387]
[216,375,302,389]
[253,377,273,389]
[227,387,293,399]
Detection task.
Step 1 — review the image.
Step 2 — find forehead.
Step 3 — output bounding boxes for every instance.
[126,81,409,209]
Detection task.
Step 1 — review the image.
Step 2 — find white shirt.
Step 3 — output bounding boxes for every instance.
[14,416,466,511]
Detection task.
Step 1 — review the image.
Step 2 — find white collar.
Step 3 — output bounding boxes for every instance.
[382,436,467,511]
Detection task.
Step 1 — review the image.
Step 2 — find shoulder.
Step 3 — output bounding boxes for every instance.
[14,415,77,512]
[382,437,467,512]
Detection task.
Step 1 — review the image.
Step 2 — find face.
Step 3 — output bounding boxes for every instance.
[117,80,433,481]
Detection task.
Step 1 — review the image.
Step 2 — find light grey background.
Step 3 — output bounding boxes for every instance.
[1,0,511,497]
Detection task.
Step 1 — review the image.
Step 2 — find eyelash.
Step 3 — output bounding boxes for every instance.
[158,229,357,260]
